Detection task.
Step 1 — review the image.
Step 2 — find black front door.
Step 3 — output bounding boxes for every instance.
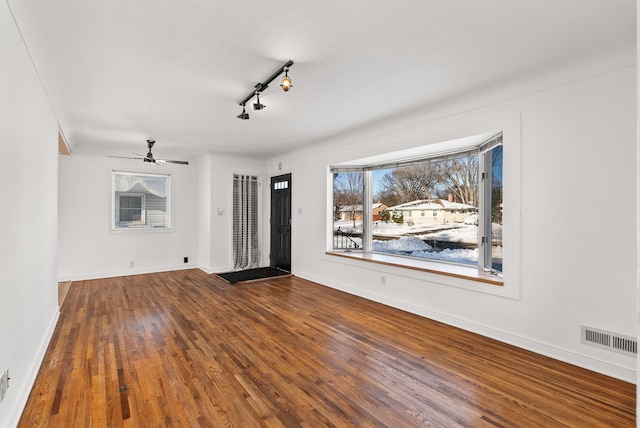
[270,174,292,272]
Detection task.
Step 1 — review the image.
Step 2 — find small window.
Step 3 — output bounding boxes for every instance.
[274,180,289,190]
[112,172,171,230]
[116,193,144,224]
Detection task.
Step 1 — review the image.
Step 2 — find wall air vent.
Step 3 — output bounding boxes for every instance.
[581,326,637,356]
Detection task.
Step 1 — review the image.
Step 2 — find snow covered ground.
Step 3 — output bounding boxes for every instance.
[334,220,502,268]
[370,236,479,265]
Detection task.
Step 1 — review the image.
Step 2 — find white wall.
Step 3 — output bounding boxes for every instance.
[198,154,267,273]
[0,3,60,427]
[198,153,213,272]
[58,150,268,278]
[269,63,638,382]
[58,151,268,276]
[58,154,199,280]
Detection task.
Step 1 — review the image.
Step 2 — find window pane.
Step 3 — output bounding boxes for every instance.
[120,195,141,209]
[490,145,503,272]
[113,172,170,230]
[372,155,479,266]
[119,195,142,222]
[329,132,504,278]
[333,172,364,249]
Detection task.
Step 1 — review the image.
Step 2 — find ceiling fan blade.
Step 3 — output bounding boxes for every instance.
[107,155,145,160]
[108,140,188,165]
[162,159,189,165]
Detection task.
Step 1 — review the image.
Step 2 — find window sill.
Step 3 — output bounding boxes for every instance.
[110,227,173,234]
[325,251,503,286]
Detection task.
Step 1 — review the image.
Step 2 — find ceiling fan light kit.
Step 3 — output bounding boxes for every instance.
[108,139,189,165]
[237,60,293,120]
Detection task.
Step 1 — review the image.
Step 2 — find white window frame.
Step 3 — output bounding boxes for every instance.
[111,171,172,231]
[326,113,521,300]
[329,133,504,280]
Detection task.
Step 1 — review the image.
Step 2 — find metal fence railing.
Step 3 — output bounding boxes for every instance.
[333,227,361,250]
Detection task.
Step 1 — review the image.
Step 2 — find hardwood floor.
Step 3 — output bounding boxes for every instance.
[20,269,634,427]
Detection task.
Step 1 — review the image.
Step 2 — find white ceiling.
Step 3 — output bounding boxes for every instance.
[7,0,636,159]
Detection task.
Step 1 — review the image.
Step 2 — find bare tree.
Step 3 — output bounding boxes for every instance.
[375,165,438,205]
[374,155,479,208]
[334,172,363,227]
[434,155,478,207]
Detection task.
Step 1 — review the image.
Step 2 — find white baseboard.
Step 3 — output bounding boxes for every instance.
[198,264,214,274]
[296,270,636,384]
[203,265,234,275]
[59,264,241,283]
[5,307,59,428]
[57,264,197,282]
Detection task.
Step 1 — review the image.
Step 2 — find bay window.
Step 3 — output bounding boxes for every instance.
[331,132,503,278]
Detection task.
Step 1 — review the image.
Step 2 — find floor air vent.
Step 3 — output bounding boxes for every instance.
[581,326,637,356]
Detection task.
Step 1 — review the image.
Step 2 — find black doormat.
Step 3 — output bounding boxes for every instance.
[215,267,291,284]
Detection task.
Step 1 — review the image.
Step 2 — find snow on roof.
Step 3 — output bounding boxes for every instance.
[440,200,475,210]
[339,205,363,212]
[387,199,474,211]
[339,203,387,212]
[114,177,166,197]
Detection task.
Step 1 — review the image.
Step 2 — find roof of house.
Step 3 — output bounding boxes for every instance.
[114,176,167,198]
[339,203,388,212]
[388,199,475,211]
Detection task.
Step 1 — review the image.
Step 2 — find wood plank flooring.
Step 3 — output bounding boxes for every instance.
[20,269,635,427]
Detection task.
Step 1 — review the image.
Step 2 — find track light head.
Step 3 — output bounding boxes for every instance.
[252,92,266,110]
[237,104,249,120]
[281,69,292,92]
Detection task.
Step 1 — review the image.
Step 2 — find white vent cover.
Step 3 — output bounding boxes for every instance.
[581,326,637,356]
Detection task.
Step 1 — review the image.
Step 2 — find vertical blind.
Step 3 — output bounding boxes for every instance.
[232,174,260,270]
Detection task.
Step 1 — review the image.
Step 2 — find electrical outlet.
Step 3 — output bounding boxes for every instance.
[129,261,135,268]
[184,257,189,263]
[0,370,9,404]
[380,275,386,286]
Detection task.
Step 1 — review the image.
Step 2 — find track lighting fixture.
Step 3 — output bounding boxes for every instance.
[237,60,293,119]
[237,104,249,120]
[252,92,266,110]
[281,68,292,92]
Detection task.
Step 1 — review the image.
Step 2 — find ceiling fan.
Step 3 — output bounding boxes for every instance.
[109,140,189,165]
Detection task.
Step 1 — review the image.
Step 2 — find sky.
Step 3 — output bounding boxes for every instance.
[372,169,388,197]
